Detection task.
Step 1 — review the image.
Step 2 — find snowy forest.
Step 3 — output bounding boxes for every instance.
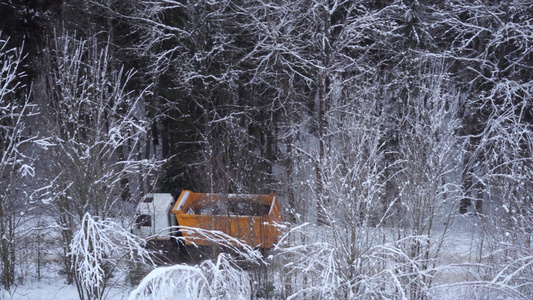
[1,0,533,299]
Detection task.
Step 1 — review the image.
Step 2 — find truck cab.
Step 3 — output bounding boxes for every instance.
[132,193,177,241]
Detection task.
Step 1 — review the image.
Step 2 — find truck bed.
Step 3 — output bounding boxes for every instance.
[171,190,282,248]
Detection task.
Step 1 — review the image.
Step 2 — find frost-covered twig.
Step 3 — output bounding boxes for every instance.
[174,226,265,263]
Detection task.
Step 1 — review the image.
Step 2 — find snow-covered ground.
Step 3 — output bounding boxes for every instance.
[12,281,88,300]
[11,282,131,300]
[8,263,132,300]
[7,213,527,300]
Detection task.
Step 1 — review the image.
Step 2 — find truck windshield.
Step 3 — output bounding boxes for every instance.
[135,215,151,227]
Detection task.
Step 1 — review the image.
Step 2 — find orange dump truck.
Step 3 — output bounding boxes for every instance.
[132,190,282,249]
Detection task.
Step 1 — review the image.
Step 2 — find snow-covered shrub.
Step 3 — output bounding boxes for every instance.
[69,212,153,300]
[129,253,252,300]
[275,231,341,299]
[42,31,160,284]
[130,225,268,300]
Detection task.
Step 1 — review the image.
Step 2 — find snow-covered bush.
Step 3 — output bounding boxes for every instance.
[69,212,153,300]
[41,31,160,283]
[129,225,267,300]
[129,253,252,300]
